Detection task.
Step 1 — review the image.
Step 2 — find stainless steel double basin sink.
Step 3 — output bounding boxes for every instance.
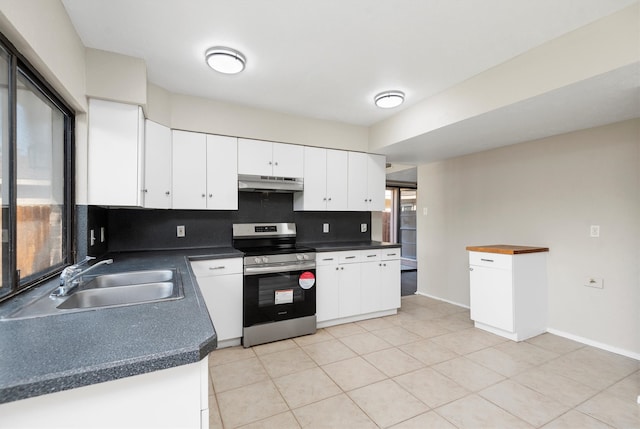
[3,269,184,320]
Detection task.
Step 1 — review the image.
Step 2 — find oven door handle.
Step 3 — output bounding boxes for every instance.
[244,262,316,275]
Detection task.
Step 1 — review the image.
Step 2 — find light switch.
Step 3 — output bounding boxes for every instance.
[590,225,600,237]
[361,223,367,233]
[177,225,186,237]
[323,223,329,233]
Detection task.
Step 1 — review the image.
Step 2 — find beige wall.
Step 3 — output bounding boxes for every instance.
[85,49,147,106]
[170,93,368,151]
[369,3,639,152]
[417,119,640,356]
[0,0,86,111]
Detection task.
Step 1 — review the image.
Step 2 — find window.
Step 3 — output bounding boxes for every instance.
[0,34,74,301]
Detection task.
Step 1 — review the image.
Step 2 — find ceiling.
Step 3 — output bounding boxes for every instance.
[62,0,638,163]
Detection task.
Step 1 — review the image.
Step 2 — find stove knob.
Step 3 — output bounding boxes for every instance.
[296,254,304,261]
[262,256,269,263]
[254,257,261,264]
[303,254,309,260]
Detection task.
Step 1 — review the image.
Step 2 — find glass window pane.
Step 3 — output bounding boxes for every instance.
[0,48,9,297]
[15,71,64,283]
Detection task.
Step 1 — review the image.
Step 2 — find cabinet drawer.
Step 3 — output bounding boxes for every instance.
[316,252,341,266]
[380,249,401,261]
[469,252,512,270]
[190,258,243,277]
[339,251,362,264]
[360,249,381,262]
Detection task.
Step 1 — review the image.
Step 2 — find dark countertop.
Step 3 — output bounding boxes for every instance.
[301,241,402,252]
[0,246,241,405]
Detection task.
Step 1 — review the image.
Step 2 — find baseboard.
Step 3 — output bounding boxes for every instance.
[413,291,470,309]
[403,293,639,361]
[546,328,640,361]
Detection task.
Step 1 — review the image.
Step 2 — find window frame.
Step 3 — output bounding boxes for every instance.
[0,31,75,302]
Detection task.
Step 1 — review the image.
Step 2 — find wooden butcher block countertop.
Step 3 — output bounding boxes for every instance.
[465,244,549,255]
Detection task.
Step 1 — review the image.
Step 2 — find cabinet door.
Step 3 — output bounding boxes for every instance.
[469,265,514,332]
[206,135,238,210]
[88,99,144,206]
[326,149,348,211]
[347,152,369,211]
[338,263,361,318]
[143,120,172,209]
[360,261,381,314]
[295,146,327,211]
[380,259,401,310]
[316,264,340,322]
[272,142,303,178]
[367,154,386,211]
[197,273,243,342]
[238,138,273,176]
[172,130,207,209]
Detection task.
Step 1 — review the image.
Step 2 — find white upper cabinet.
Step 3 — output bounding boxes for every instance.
[347,152,385,211]
[88,99,144,206]
[294,147,348,211]
[172,130,238,210]
[238,138,303,178]
[143,120,172,209]
[172,130,207,209]
[206,134,238,210]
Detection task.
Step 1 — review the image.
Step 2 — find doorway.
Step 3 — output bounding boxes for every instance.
[384,186,417,295]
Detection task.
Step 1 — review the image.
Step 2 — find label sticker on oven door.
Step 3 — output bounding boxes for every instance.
[275,289,294,305]
[299,271,316,289]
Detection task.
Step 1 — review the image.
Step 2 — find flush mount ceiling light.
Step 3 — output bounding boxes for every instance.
[374,90,405,109]
[205,47,246,74]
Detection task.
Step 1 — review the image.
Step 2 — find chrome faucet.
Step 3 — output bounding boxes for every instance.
[51,257,114,298]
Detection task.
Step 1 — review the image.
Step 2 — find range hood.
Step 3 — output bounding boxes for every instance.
[238,174,304,192]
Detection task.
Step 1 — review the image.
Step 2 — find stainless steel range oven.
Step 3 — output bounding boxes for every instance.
[233,223,316,347]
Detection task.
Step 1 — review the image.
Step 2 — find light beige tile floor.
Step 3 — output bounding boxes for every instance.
[208,295,640,428]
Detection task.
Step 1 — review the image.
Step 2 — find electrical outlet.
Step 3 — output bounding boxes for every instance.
[585,277,603,289]
[176,225,186,237]
[100,227,105,243]
[590,225,600,237]
[423,207,428,216]
[323,223,329,233]
[361,223,367,233]
[90,229,96,246]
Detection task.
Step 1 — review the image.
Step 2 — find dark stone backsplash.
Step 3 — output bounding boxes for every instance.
[87,193,371,255]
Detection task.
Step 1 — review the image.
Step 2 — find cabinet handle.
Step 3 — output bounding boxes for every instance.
[274,161,278,166]
[328,197,332,201]
[142,189,148,193]
[345,256,356,259]
[268,161,272,165]
[323,197,327,201]
[340,267,344,270]
[469,267,474,271]
[322,258,334,261]
[480,258,494,262]
[165,191,170,196]
[364,198,368,202]
[368,198,372,202]
[387,253,397,256]
[201,194,206,198]
[209,266,226,270]
[366,254,376,258]
[335,267,339,271]
[383,263,387,267]
[209,193,213,198]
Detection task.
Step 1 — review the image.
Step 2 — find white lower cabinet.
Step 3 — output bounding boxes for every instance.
[468,249,548,341]
[0,358,209,429]
[190,258,243,347]
[316,249,401,326]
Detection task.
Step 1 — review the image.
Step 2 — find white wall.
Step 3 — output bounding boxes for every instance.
[417,119,640,356]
